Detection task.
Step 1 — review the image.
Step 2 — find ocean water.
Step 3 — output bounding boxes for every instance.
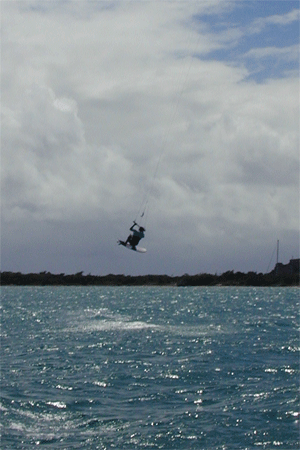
[1,286,299,450]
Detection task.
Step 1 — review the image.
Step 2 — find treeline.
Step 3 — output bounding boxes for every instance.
[0,270,298,286]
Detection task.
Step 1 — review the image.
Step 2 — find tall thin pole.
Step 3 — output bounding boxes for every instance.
[276,239,279,276]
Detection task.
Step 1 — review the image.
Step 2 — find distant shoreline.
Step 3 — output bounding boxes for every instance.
[1,271,299,287]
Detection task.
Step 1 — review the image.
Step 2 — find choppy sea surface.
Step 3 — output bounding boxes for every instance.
[1,286,299,449]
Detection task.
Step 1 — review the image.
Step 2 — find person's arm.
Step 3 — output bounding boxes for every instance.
[130,222,137,231]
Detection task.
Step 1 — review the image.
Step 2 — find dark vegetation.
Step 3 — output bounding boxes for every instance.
[0,270,298,286]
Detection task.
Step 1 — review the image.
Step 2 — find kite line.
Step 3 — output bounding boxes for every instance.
[133,32,200,227]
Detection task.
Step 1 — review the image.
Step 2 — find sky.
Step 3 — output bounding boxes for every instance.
[1,0,299,276]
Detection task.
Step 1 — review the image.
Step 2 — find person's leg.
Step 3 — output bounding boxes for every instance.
[130,236,140,249]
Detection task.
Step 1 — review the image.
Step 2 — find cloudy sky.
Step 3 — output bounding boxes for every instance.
[2,0,299,276]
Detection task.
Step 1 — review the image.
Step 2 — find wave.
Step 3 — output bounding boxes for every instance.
[73,319,160,332]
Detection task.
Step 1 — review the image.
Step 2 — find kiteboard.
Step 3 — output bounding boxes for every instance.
[118,240,147,253]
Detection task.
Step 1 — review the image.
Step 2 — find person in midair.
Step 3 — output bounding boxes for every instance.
[125,222,145,249]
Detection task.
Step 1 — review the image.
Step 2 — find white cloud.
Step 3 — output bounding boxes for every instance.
[243,44,299,62]
[2,83,135,222]
[250,8,300,33]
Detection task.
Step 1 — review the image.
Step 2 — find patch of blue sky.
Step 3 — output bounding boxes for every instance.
[194,1,299,82]
[194,1,299,29]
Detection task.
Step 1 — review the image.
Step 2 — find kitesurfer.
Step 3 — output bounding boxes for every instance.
[125,221,145,250]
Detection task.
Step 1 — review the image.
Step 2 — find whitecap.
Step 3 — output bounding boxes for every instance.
[0,402,8,412]
[9,420,24,431]
[46,401,66,409]
[74,319,160,333]
[93,381,107,387]
[56,384,73,391]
